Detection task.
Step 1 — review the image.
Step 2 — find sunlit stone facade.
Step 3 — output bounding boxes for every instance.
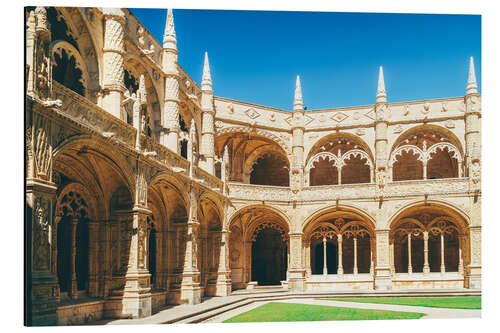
[25,7,481,326]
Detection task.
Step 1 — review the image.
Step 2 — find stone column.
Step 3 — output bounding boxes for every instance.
[440,233,446,274]
[423,231,430,274]
[353,237,358,275]
[337,234,344,276]
[374,229,392,290]
[161,9,180,152]
[287,233,306,291]
[101,8,126,120]
[215,229,232,296]
[407,233,412,275]
[322,237,328,276]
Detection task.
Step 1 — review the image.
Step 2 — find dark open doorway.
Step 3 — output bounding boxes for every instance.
[251,228,287,285]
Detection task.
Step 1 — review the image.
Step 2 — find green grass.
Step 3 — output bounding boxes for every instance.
[222,302,425,323]
[322,296,481,309]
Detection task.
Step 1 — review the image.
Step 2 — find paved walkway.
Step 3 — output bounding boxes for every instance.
[203,298,481,323]
[88,289,481,325]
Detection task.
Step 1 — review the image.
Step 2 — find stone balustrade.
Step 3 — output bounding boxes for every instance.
[53,81,137,147]
[228,178,470,202]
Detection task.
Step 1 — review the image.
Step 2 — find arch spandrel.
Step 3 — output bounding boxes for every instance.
[389,124,465,160]
[227,204,292,240]
[387,200,470,233]
[148,172,190,222]
[301,204,376,237]
[53,136,136,195]
[215,127,291,156]
[305,132,375,167]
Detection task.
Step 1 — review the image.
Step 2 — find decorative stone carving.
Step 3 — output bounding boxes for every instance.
[245,108,260,119]
[33,196,52,271]
[331,112,348,123]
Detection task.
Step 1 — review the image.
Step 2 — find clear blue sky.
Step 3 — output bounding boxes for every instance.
[130,8,481,110]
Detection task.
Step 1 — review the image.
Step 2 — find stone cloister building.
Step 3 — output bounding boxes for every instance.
[25,7,481,326]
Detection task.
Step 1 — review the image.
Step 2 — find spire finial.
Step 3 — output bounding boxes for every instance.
[376,66,387,103]
[163,8,177,49]
[466,56,478,95]
[202,52,212,91]
[293,75,303,111]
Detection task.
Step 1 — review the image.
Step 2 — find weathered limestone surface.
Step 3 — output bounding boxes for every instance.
[25,6,481,326]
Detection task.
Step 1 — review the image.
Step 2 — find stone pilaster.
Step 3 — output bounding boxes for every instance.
[161,9,180,152]
[101,8,126,119]
[26,63,59,324]
[468,225,481,289]
[179,186,201,304]
[119,162,153,318]
[287,232,306,291]
[200,53,216,174]
[120,206,152,318]
[214,229,232,296]
[464,57,481,289]
[374,229,392,290]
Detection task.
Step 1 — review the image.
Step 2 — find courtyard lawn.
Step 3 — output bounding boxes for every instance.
[222,302,425,323]
[323,296,481,309]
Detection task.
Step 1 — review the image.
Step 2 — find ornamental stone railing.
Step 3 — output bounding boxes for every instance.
[228,178,470,203]
[227,183,292,202]
[194,166,224,192]
[140,134,190,174]
[384,178,469,197]
[53,81,136,147]
[299,183,378,201]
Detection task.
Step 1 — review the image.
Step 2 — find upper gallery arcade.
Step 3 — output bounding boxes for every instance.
[25,7,481,326]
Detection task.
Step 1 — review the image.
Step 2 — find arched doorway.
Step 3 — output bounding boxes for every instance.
[251,227,288,285]
[228,206,290,288]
